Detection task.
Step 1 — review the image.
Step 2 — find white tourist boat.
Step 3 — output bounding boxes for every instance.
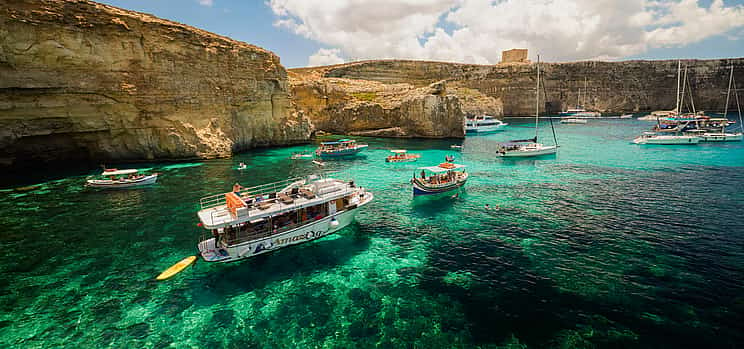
[195,174,373,263]
[465,115,508,134]
[498,56,559,157]
[560,118,588,124]
[86,169,158,188]
[411,163,468,196]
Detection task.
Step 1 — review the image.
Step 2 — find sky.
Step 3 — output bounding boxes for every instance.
[96,0,744,68]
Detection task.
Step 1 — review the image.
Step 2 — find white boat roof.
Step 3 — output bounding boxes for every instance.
[101,169,139,176]
[418,163,466,173]
[390,149,407,153]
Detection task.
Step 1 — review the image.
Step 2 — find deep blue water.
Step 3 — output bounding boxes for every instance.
[1,117,743,348]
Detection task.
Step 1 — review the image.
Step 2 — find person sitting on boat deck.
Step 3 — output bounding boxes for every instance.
[233,182,244,194]
[420,170,426,180]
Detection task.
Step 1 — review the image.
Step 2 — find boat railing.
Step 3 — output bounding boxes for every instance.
[198,172,351,210]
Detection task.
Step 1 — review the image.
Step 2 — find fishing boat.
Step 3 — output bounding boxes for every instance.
[86,168,158,188]
[386,149,421,163]
[315,139,368,159]
[411,163,468,196]
[559,78,601,118]
[560,118,588,124]
[498,56,559,157]
[195,174,373,263]
[465,115,508,134]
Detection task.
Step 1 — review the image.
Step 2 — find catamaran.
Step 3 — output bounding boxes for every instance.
[386,149,421,163]
[315,139,368,159]
[693,65,743,142]
[498,56,559,157]
[411,163,468,196]
[465,115,508,134]
[86,168,158,188]
[196,174,373,263]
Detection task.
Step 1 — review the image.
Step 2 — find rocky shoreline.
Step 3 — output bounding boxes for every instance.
[2,0,743,172]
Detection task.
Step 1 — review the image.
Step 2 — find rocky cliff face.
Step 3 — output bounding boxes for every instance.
[0,0,312,170]
[321,59,744,116]
[289,67,502,138]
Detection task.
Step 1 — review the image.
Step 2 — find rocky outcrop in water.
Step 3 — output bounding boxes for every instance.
[314,59,744,116]
[289,68,502,138]
[0,0,312,170]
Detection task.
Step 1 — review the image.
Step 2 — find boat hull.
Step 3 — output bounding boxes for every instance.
[699,133,743,142]
[86,174,158,188]
[412,178,467,196]
[499,145,558,157]
[633,135,700,144]
[465,124,507,134]
[198,193,373,263]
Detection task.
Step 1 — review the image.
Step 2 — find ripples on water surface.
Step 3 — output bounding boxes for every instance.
[1,118,743,347]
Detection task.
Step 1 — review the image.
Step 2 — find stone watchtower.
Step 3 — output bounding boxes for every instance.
[501,49,529,63]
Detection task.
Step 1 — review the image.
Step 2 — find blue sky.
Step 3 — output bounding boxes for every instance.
[97,0,744,68]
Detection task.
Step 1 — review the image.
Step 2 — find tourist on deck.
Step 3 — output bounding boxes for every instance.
[233,182,244,194]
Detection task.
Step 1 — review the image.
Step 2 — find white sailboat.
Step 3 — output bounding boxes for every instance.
[498,56,558,157]
[634,61,700,145]
[697,65,743,142]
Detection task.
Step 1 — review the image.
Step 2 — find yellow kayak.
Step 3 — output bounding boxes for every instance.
[156,255,197,280]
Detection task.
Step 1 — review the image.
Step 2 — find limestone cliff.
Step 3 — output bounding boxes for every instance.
[289,67,501,138]
[319,59,744,116]
[0,0,312,170]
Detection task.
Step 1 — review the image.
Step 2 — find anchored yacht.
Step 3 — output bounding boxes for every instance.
[196,174,373,263]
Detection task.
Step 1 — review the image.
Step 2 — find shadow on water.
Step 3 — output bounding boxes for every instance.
[185,225,372,301]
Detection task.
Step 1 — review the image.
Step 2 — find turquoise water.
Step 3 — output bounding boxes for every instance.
[1,118,744,347]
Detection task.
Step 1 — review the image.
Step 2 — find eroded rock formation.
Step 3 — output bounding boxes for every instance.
[289,67,502,138]
[0,0,312,170]
[317,59,744,116]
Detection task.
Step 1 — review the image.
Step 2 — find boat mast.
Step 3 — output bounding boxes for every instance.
[680,65,688,114]
[686,65,696,114]
[675,60,681,113]
[584,77,588,108]
[734,74,744,133]
[724,64,733,121]
[535,55,540,140]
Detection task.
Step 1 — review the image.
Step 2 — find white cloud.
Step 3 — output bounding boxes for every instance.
[269,0,744,64]
[308,48,345,66]
[198,0,214,7]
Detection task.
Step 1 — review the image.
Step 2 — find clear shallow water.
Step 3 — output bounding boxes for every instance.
[1,118,744,348]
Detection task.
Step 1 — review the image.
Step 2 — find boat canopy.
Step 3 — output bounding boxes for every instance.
[390,149,407,153]
[417,163,466,173]
[101,169,139,176]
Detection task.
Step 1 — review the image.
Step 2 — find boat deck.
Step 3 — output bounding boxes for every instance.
[197,176,360,229]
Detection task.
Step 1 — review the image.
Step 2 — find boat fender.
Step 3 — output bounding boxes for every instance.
[330,218,339,227]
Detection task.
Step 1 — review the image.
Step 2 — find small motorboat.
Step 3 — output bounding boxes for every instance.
[445,155,455,163]
[291,152,314,160]
[450,145,463,150]
[619,114,633,119]
[412,163,468,196]
[237,162,247,170]
[312,160,326,166]
[465,115,508,134]
[86,168,158,188]
[386,149,421,163]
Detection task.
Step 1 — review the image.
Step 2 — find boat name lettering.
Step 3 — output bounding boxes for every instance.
[273,231,320,245]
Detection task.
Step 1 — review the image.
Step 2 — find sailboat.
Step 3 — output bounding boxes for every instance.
[694,65,743,142]
[634,61,700,145]
[498,56,558,157]
[559,77,601,119]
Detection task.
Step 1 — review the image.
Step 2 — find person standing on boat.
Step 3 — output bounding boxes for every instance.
[233,182,244,194]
